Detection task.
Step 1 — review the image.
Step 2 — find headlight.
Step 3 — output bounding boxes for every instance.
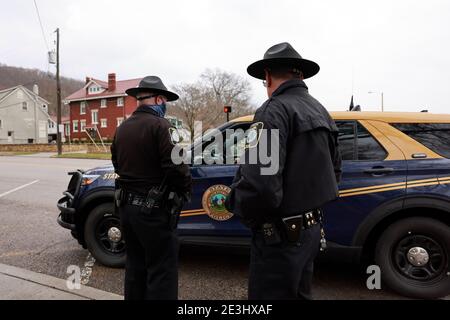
[81,175,101,186]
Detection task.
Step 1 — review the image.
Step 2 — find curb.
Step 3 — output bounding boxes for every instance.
[0,264,123,300]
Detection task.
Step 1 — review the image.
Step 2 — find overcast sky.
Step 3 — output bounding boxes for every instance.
[1,0,450,113]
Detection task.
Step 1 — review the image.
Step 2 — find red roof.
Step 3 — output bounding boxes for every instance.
[50,115,70,122]
[65,77,142,101]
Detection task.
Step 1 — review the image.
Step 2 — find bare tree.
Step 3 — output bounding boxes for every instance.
[170,69,254,140]
[170,83,209,139]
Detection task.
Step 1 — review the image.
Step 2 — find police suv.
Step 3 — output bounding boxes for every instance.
[57,111,450,299]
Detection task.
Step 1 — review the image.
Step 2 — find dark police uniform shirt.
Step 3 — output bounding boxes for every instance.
[227,79,342,225]
[111,106,192,196]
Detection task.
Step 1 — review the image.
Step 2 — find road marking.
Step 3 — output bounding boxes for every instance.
[80,253,96,286]
[0,180,39,199]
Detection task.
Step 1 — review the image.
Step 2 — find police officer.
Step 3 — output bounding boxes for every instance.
[226,43,342,300]
[111,76,192,300]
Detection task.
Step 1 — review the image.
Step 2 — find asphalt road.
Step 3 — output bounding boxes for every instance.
[0,155,414,300]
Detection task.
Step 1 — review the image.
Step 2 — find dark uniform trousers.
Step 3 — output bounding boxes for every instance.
[119,204,178,300]
[249,224,321,300]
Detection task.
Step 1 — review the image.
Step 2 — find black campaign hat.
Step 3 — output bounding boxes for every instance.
[247,42,320,80]
[126,76,179,102]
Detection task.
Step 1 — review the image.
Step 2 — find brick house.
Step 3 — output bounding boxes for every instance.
[65,74,142,142]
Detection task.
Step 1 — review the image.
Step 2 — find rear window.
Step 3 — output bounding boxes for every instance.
[336,121,387,161]
[392,123,450,159]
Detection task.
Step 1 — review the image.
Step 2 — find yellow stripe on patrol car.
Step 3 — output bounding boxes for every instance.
[182,209,205,214]
[438,178,450,185]
[339,177,450,198]
[407,178,439,185]
[339,185,407,198]
[408,182,440,189]
[339,181,406,195]
[180,209,206,218]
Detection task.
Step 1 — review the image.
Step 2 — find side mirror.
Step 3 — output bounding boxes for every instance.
[169,128,184,144]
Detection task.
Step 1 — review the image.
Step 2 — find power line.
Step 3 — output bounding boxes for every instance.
[33,0,50,52]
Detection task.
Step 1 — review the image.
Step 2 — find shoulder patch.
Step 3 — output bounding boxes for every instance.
[169,127,182,145]
[245,122,264,149]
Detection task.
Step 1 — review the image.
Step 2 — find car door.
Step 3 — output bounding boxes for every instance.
[178,122,252,238]
[390,123,450,197]
[323,120,408,246]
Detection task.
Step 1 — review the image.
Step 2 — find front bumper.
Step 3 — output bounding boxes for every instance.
[57,193,77,231]
[56,170,83,232]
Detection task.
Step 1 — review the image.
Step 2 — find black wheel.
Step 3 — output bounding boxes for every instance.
[84,203,126,268]
[375,217,450,299]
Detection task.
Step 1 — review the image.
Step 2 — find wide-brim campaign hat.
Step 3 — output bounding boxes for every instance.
[126,76,179,102]
[247,42,320,80]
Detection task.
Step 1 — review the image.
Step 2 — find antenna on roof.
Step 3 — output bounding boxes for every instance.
[349,96,362,112]
[349,95,354,111]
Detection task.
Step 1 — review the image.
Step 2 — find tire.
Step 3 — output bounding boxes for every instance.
[84,203,126,268]
[375,217,450,299]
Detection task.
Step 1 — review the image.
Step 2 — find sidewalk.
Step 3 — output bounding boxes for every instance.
[0,264,123,300]
[17,151,88,158]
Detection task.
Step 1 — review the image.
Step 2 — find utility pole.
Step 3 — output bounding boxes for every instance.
[55,28,62,155]
[369,91,385,112]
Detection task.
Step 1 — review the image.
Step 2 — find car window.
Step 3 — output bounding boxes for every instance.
[336,121,357,161]
[392,123,450,159]
[336,121,387,161]
[201,122,252,165]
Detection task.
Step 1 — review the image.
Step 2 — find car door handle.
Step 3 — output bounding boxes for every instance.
[364,167,395,175]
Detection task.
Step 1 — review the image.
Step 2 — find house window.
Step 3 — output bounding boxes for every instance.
[91,110,99,125]
[117,118,124,127]
[65,124,70,136]
[101,119,108,128]
[80,120,87,132]
[73,121,79,133]
[22,102,28,111]
[101,99,107,108]
[117,97,124,107]
[0,119,3,129]
[80,101,87,115]
[88,86,102,94]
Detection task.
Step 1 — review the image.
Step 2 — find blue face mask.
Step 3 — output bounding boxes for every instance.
[145,103,167,118]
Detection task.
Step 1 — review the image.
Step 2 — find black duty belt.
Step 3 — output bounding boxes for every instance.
[256,209,323,245]
[282,209,322,231]
[125,193,161,208]
[257,209,322,233]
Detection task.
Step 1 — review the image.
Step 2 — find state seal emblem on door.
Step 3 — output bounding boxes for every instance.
[202,185,234,221]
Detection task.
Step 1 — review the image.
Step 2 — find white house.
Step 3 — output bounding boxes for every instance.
[0,85,52,144]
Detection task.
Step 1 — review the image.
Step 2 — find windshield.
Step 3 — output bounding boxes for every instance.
[192,122,232,148]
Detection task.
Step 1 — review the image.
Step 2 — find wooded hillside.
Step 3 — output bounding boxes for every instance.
[0,63,84,116]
